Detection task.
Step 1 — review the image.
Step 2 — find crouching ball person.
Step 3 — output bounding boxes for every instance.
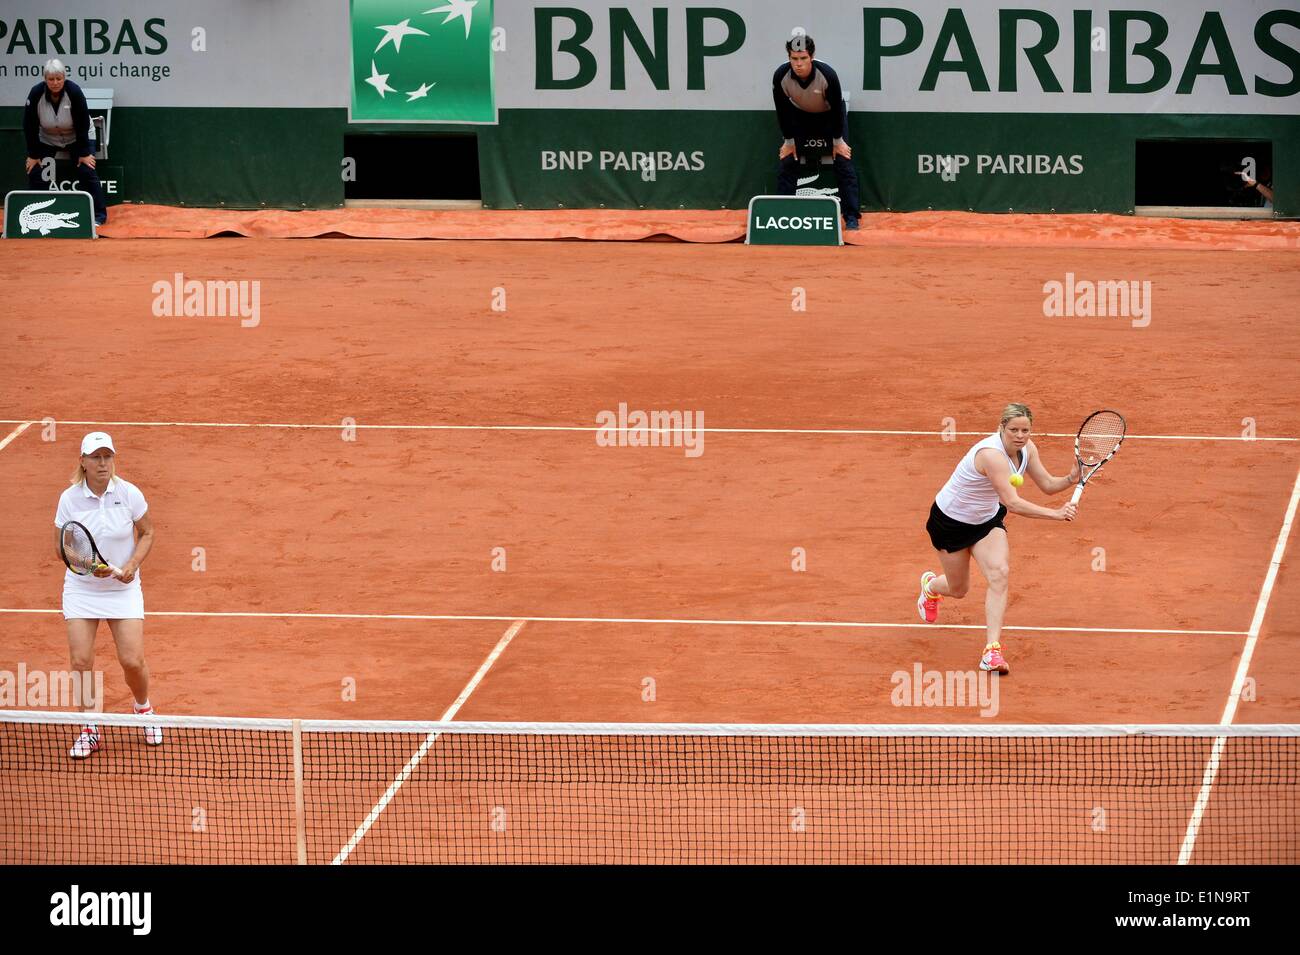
[23,59,108,227]
[772,33,861,230]
[55,432,160,758]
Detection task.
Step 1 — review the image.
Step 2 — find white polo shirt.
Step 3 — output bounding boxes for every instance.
[54,476,148,595]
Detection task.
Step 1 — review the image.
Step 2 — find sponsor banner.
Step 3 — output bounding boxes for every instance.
[3,189,95,237]
[479,107,1291,212]
[500,0,1299,114]
[478,109,1131,211]
[1,2,1296,113]
[52,160,125,204]
[746,195,842,246]
[478,109,773,210]
[0,1,349,107]
[349,0,496,124]
[1,3,1293,213]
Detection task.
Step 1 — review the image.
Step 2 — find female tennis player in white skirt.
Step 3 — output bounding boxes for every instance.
[54,432,160,758]
[917,404,1078,675]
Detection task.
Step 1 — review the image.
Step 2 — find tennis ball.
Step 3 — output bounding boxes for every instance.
[1009,474,1024,487]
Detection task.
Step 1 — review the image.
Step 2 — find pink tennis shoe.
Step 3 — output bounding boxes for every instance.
[980,642,1010,675]
[916,571,941,623]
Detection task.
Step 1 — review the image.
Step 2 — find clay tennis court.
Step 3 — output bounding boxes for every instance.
[2,213,1298,862]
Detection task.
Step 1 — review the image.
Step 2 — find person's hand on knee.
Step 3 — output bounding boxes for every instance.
[78,154,96,170]
[25,157,39,174]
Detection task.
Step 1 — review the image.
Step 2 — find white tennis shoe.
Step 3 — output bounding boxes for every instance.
[135,703,164,746]
[69,725,101,759]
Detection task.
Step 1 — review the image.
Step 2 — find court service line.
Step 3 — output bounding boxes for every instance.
[2,419,1295,442]
[330,620,526,865]
[0,421,33,453]
[0,607,1245,636]
[1178,463,1300,865]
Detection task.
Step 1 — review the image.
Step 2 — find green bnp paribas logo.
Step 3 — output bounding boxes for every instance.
[349,0,495,124]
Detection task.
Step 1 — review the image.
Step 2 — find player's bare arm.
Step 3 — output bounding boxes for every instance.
[977,449,1074,521]
[1024,441,1080,495]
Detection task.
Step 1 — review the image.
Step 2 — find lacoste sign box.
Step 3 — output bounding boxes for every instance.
[3,191,97,239]
[746,195,842,246]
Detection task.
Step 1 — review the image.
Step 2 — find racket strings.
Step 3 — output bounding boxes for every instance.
[61,525,99,574]
[1078,413,1125,465]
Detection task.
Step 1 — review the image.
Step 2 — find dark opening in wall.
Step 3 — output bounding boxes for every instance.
[343,134,480,200]
[1135,140,1273,210]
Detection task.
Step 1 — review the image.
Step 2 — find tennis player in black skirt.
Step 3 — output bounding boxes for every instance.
[917,404,1078,674]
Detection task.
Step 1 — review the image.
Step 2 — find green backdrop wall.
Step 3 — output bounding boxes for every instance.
[3,106,1295,215]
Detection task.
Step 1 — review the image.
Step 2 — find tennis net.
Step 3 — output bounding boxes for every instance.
[2,711,1296,864]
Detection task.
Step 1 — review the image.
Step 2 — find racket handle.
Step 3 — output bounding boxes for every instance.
[104,562,124,577]
[1069,484,1084,505]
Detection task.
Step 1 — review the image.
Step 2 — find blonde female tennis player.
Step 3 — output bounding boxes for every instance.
[917,404,1078,674]
[54,432,159,758]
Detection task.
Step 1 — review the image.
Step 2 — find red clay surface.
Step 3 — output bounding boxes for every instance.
[1,232,1297,863]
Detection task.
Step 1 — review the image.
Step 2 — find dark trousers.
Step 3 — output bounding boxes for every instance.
[26,141,107,223]
[777,153,860,220]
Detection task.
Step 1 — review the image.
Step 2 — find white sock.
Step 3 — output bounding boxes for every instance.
[133,699,152,713]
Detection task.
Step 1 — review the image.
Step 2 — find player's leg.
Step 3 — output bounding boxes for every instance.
[832,153,861,228]
[66,618,99,711]
[66,618,101,758]
[107,617,150,706]
[108,618,161,744]
[970,528,1011,673]
[928,548,972,598]
[917,547,970,622]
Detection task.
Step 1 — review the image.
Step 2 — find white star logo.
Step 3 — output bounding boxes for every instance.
[364,61,396,98]
[406,82,436,102]
[424,0,478,39]
[374,18,429,54]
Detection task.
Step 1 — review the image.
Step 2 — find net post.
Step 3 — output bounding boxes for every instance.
[292,719,307,865]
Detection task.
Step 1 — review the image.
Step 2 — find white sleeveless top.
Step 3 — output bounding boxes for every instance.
[935,433,1029,524]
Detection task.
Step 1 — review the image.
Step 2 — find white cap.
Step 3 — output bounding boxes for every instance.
[43,59,67,78]
[80,432,116,455]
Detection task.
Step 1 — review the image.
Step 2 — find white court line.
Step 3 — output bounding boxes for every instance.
[329,619,526,865]
[0,421,33,452]
[0,606,1244,636]
[1,419,1294,442]
[1178,463,1300,865]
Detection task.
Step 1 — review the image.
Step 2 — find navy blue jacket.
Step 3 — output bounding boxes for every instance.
[23,79,93,158]
[772,60,846,142]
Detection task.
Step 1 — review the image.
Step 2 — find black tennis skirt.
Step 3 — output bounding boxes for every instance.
[926,501,1007,553]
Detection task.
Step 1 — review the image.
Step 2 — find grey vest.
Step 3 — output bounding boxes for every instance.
[780,68,832,116]
[37,92,77,148]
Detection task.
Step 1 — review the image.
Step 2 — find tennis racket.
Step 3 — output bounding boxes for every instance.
[59,521,123,578]
[1070,410,1126,505]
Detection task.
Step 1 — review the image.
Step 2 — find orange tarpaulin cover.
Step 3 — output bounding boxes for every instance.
[58,203,1300,251]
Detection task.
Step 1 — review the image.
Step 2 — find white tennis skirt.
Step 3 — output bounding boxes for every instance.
[62,585,145,620]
